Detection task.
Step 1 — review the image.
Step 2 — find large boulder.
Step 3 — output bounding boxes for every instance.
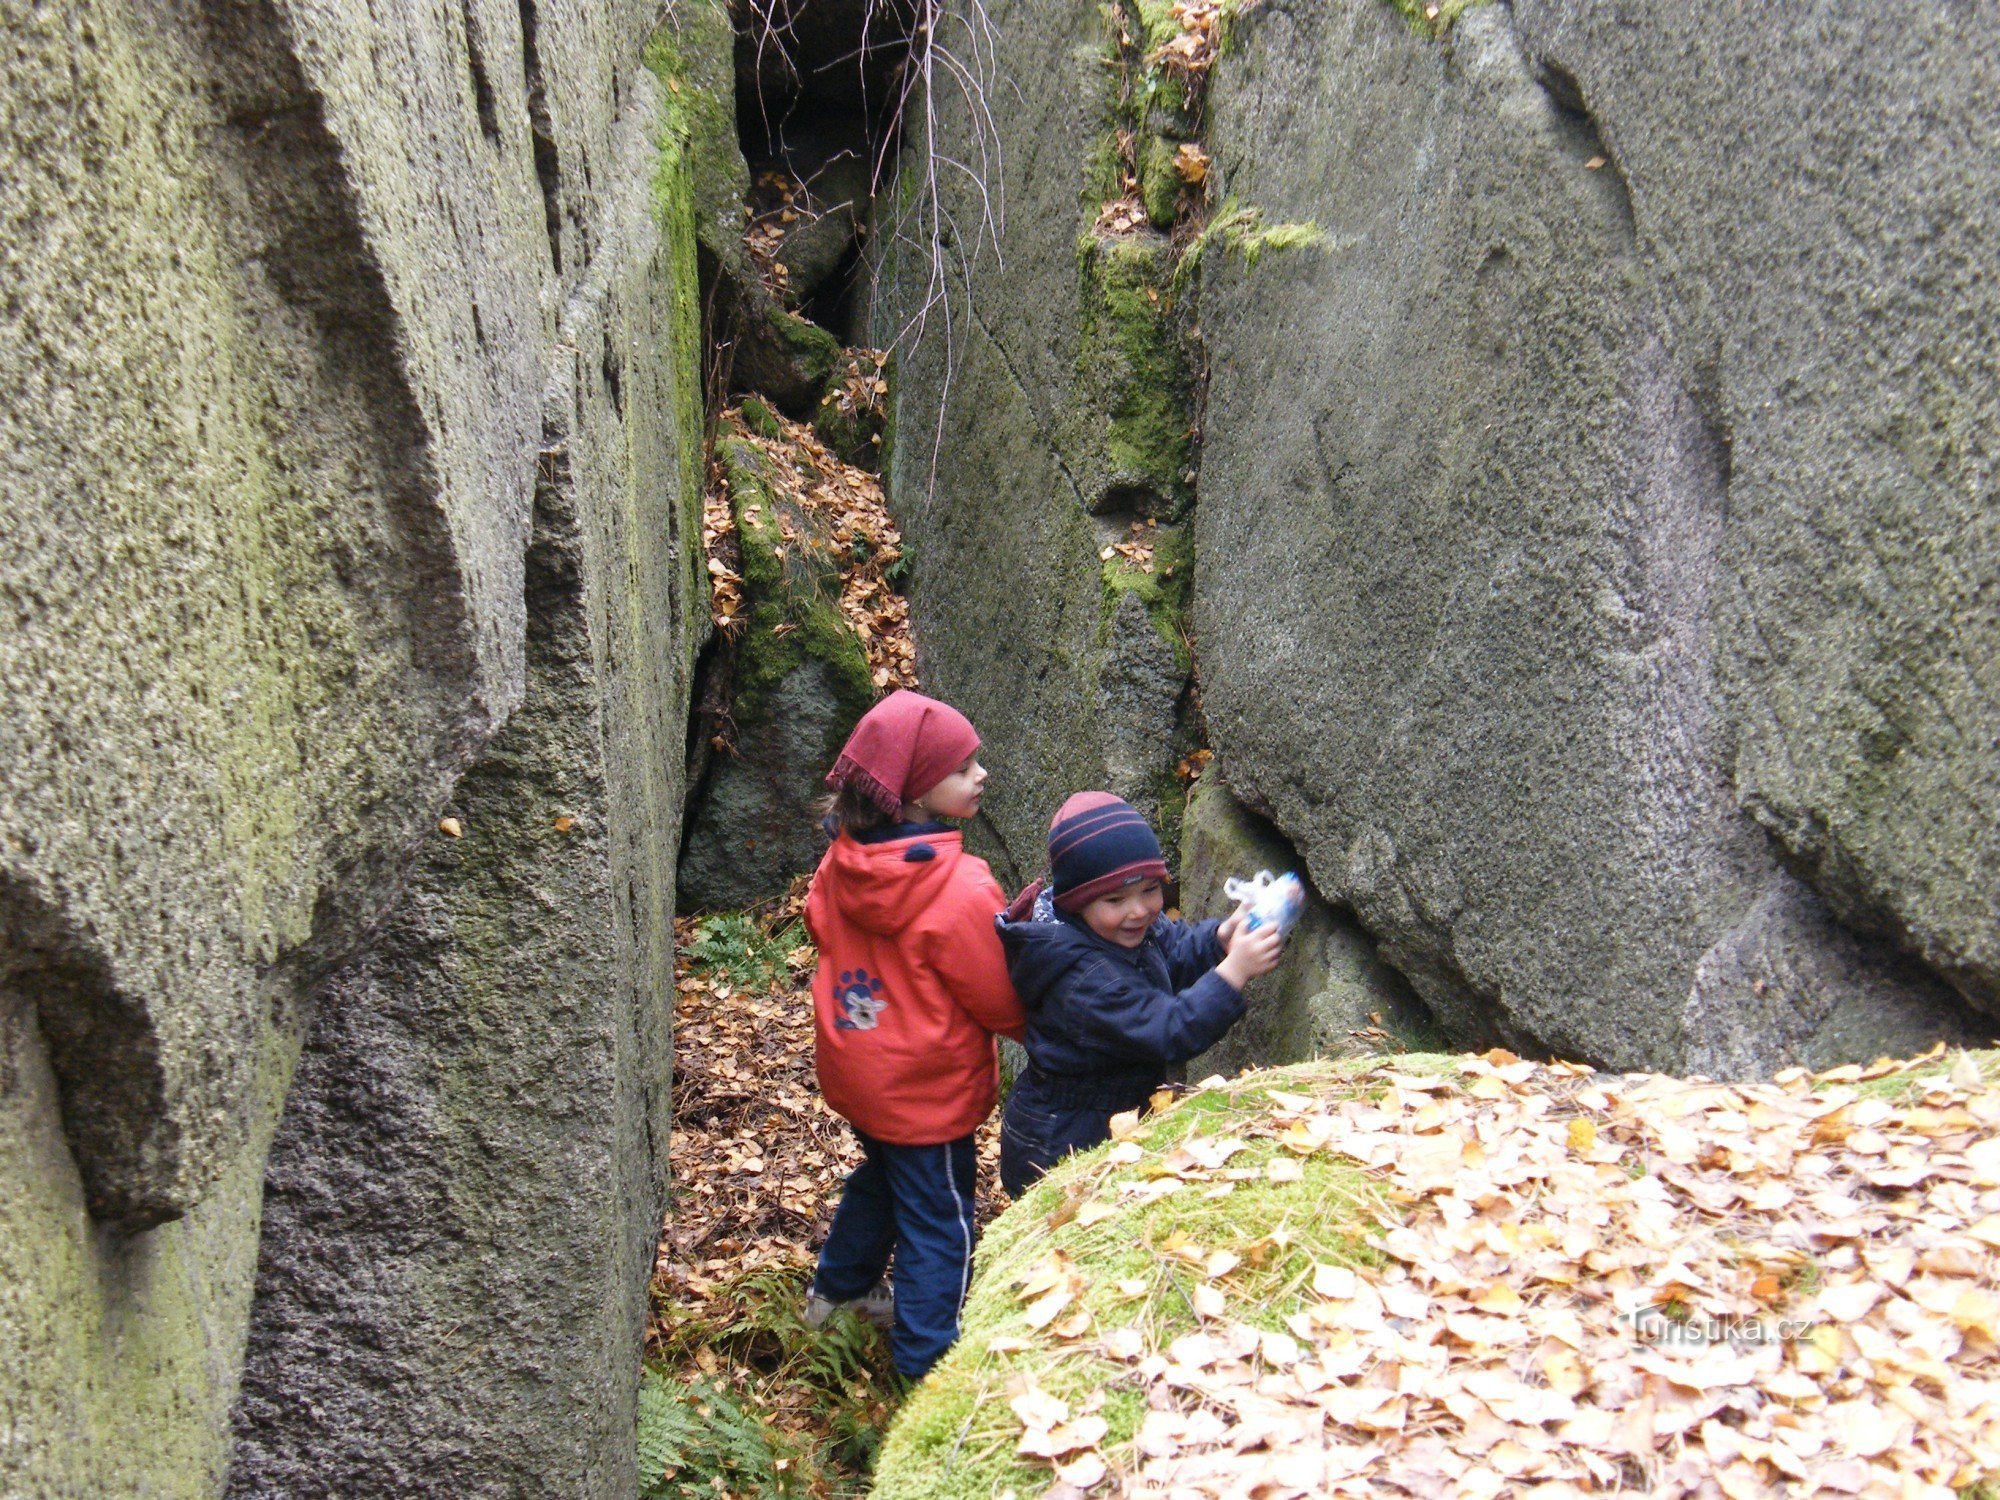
[865,0,1199,887]
[875,0,1998,1074]
[0,0,706,1492]
[1179,774,1440,1081]
[1501,0,2000,1014]
[1193,0,1995,1069]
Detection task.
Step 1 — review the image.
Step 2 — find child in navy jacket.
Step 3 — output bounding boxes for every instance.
[994,792,1283,1196]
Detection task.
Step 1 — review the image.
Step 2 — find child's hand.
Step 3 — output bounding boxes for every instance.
[1216,896,1254,948]
[1217,920,1284,991]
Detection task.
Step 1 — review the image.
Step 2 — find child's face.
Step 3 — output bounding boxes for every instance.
[1080,878,1165,948]
[915,754,987,820]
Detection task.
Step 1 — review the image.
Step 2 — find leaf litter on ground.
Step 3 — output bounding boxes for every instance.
[876,1048,2000,1500]
[649,890,1011,1495]
[704,404,916,696]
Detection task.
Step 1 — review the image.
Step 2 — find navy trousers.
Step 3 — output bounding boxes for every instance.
[999,1069,1156,1197]
[812,1130,978,1378]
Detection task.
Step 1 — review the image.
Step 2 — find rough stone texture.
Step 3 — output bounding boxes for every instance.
[771,152,873,305]
[226,29,707,1500]
[1180,775,1439,1083]
[679,434,875,909]
[866,0,1195,888]
[651,0,754,281]
[1499,0,2000,1013]
[1,0,704,1493]
[879,0,1998,1075]
[734,301,844,414]
[1680,868,1982,1082]
[1193,0,1996,1071]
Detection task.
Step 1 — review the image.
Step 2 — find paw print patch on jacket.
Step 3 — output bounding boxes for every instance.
[834,969,889,1030]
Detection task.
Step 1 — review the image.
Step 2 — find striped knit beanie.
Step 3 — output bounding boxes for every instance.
[1048,792,1168,913]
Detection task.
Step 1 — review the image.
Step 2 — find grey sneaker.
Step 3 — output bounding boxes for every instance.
[802,1280,894,1331]
[853,1280,894,1331]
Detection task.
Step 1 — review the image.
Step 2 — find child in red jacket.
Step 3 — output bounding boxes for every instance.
[802,690,1024,1378]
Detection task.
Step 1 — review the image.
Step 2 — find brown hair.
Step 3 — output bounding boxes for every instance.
[819,781,898,838]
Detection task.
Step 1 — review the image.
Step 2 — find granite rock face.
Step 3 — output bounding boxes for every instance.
[878,0,1998,1073]
[1503,0,2000,1014]
[1179,776,1439,1083]
[227,41,706,1492]
[866,0,1199,887]
[1195,0,1995,1069]
[1,0,706,1492]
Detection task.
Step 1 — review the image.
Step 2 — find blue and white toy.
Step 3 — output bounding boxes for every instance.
[1223,870,1305,940]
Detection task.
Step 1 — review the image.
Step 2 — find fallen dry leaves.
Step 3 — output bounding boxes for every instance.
[1097,518,1164,575]
[998,1049,2000,1499]
[743,167,803,300]
[651,901,1007,1339]
[820,348,891,442]
[705,404,916,694]
[1145,0,1230,80]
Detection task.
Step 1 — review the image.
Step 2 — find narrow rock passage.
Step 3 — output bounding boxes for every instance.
[643,403,1007,1497]
[643,900,1011,1497]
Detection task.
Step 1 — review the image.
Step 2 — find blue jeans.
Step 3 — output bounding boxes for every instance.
[1000,1069,1156,1197]
[999,1095,1113,1197]
[812,1130,978,1378]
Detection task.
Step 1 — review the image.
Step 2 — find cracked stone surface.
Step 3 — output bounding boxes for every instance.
[1,0,702,1493]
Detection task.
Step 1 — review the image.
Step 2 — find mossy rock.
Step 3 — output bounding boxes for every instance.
[1177,773,1442,1078]
[1077,233,1194,510]
[1099,522,1193,665]
[870,1058,1442,1500]
[679,434,877,908]
[812,351,890,471]
[1139,133,1185,228]
[643,4,753,278]
[732,305,843,416]
[739,395,784,440]
[715,438,874,723]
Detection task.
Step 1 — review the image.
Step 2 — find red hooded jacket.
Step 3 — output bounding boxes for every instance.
[806,826,1026,1144]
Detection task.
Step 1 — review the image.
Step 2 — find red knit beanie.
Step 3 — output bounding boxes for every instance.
[825,690,981,819]
[1048,792,1168,912]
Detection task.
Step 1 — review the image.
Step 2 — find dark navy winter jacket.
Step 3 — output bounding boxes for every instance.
[994,881,1244,1105]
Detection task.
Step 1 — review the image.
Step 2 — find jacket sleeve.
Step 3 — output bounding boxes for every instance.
[1156,917,1227,990]
[924,879,1027,1040]
[1067,952,1244,1066]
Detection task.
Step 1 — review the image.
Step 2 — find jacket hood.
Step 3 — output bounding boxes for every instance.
[813,827,966,936]
[997,879,1154,1012]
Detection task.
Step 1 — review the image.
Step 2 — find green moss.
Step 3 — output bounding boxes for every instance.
[1133,0,1183,52]
[739,396,783,440]
[764,307,842,395]
[1138,134,1184,228]
[643,8,751,263]
[1172,197,1325,295]
[1078,234,1193,506]
[871,1060,1443,1500]
[811,354,890,471]
[1822,1048,1998,1103]
[1100,522,1193,663]
[1152,767,1192,864]
[717,441,875,727]
[641,21,715,665]
[1379,0,1493,38]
